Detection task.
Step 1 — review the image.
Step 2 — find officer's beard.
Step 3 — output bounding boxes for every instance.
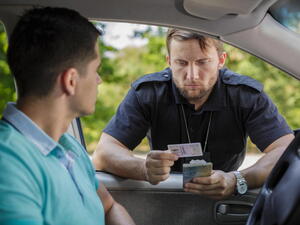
[175,78,217,106]
[179,88,212,104]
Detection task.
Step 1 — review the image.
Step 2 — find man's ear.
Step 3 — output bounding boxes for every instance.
[60,68,79,96]
[166,55,171,66]
[218,52,227,68]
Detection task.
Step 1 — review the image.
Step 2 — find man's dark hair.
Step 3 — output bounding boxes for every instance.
[7,7,102,98]
[166,28,224,55]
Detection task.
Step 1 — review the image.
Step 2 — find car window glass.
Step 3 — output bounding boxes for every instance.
[0,22,16,117]
[80,22,300,169]
[270,0,300,34]
[81,22,168,154]
[1,20,298,169]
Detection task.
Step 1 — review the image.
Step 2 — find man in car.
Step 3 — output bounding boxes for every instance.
[0,7,135,225]
[92,28,294,199]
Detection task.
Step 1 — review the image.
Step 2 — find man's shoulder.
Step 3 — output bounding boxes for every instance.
[0,121,26,150]
[0,121,36,168]
[131,68,172,90]
[220,68,263,92]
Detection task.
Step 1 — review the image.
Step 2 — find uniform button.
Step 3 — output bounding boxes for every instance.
[163,74,168,78]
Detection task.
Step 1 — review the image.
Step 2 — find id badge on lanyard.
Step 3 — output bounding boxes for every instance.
[180,104,212,162]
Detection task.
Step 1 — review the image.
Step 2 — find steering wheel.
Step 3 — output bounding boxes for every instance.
[246,132,300,225]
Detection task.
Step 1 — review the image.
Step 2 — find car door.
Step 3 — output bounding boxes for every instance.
[96,171,259,225]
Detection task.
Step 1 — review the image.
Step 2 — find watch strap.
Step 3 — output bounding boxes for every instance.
[233,171,247,195]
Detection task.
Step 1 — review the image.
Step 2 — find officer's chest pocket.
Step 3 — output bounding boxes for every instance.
[209,111,246,155]
[151,104,182,148]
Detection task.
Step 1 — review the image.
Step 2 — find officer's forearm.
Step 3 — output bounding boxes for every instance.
[92,133,147,181]
[240,134,294,189]
[240,146,286,189]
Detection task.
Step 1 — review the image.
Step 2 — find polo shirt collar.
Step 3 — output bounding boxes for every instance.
[171,68,227,111]
[2,102,59,155]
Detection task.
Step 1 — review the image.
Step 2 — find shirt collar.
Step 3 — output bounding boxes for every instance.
[171,69,227,111]
[2,102,58,155]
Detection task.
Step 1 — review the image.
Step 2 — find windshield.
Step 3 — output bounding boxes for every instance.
[270,0,300,34]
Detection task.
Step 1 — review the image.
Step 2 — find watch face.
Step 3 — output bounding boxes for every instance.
[234,171,248,195]
[237,183,248,194]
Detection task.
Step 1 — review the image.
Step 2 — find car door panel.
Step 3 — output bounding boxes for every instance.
[97,172,259,225]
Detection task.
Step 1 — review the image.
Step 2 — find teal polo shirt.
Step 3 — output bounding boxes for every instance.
[0,103,105,225]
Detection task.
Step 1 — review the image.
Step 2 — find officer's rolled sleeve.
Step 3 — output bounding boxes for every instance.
[104,88,150,150]
[244,91,292,151]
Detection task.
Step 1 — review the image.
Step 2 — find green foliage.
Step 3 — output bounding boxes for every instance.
[81,27,168,152]
[225,44,300,129]
[0,23,16,116]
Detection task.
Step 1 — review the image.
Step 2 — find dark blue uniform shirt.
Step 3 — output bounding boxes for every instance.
[104,68,292,172]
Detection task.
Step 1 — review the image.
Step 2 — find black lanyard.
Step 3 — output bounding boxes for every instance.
[180,104,212,153]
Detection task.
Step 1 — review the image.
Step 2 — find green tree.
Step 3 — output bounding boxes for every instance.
[225,44,300,129]
[81,27,168,152]
[0,23,15,116]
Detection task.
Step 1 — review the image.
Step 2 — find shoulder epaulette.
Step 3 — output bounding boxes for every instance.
[221,68,263,92]
[132,68,172,90]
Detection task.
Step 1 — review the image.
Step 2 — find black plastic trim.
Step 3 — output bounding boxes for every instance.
[76,117,87,151]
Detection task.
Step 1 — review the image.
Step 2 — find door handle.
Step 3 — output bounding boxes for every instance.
[214,200,253,224]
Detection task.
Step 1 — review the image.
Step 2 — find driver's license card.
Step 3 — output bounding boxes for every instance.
[167,142,203,158]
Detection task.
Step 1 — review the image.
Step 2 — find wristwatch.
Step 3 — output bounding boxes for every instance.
[233,171,248,195]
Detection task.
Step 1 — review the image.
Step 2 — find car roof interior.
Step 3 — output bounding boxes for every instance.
[0,0,300,79]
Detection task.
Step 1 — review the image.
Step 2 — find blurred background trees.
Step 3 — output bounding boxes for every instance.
[0,24,15,114]
[1,22,300,153]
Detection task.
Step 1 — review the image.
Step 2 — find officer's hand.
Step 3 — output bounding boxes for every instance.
[184,170,236,199]
[144,150,178,185]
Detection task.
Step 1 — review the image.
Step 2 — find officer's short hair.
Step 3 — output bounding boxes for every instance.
[166,28,224,55]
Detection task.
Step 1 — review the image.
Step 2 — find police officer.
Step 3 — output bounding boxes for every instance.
[92,28,294,199]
